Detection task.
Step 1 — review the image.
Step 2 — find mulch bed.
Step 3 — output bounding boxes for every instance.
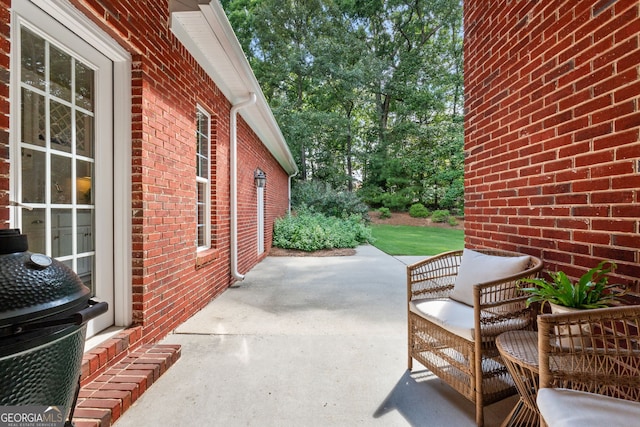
[369,211,464,229]
[268,247,356,257]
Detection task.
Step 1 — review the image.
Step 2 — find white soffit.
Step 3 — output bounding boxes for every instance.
[170,0,298,175]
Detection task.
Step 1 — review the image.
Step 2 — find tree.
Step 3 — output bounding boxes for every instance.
[308,4,369,191]
[222,0,464,212]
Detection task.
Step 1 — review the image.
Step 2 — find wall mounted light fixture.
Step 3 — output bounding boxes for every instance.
[254,168,266,188]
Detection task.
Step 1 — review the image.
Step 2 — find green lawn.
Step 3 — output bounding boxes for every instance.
[370,224,464,255]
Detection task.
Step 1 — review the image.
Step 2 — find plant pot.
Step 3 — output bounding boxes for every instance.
[549,303,581,314]
[549,303,589,348]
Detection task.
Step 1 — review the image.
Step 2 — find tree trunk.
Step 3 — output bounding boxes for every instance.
[345,101,354,191]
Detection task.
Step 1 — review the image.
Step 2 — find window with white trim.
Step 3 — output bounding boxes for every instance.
[196,108,211,250]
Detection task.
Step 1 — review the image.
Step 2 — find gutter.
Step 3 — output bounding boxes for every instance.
[230,93,257,281]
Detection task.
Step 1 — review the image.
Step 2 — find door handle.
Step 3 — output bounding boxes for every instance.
[9,200,34,211]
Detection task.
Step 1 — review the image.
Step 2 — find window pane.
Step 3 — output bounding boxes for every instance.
[77,209,94,253]
[21,148,46,203]
[199,180,207,202]
[197,202,205,225]
[76,160,93,204]
[50,45,72,102]
[197,111,208,136]
[21,88,46,147]
[196,111,209,179]
[76,111,94,157]
[60,259,73,271]
[199,134,208,159]
[196,142,208,179]
[199,156,208,179]
[51,154,72,204]
[75,62,94,111]
[50,100,72,152]
[77,254,95,294]
[21,208,46,254]
[20,27,45,90]
[52,208,73,257]
[197,225,205,248]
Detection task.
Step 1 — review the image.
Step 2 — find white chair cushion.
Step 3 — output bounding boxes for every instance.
[410,298,528,341]
[537,388,640,427]
[449,249,531,306]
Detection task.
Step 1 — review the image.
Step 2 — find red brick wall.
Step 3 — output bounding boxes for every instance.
[464,1,640,286]
[0,0,291,343]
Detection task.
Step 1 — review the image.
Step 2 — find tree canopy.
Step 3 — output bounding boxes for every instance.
[222,0,464,212]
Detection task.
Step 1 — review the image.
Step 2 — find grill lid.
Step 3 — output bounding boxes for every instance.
[0,229,90,328]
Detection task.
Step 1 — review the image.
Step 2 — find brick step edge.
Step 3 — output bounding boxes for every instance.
[72,343,182,427]
[81,327,144,386]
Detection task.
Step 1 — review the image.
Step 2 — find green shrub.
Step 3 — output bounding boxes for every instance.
[355,184,382,208]
[292,180,370,220]
[273,212,373,251]
[409,203,430,218]
[378,207,391,219]
[377,191,412,211]
[441,177,465,212]
[431,209,450,223]
[447,216,459,227]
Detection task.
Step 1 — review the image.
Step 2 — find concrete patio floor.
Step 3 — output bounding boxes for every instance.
[114,245,516,426]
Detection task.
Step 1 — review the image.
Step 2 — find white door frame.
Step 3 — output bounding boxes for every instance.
[10,0,132,334]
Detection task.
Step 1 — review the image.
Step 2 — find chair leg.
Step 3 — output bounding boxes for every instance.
[476,398,484,427]
[408,314,413,370]
[475,342,484,427]
[407,335,413,370]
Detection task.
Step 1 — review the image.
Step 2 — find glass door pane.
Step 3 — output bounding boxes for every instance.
[19,26,96,295]
[13,1,115,338]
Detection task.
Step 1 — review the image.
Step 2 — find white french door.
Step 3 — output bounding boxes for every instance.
[11,2,114,336]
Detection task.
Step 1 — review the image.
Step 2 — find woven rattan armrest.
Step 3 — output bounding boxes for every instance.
[407,250,462,301]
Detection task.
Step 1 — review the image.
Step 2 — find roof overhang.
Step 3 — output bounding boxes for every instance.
[169,0,298,175]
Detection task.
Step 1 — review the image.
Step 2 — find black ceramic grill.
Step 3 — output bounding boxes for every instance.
[0,229,107,426]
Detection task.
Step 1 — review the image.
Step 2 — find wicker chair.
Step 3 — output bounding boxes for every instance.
[537,305,640,427]
[407,249,543,426]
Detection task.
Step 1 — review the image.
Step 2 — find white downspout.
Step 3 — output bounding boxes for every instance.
[288,171,298,214]
[230,93,257,281]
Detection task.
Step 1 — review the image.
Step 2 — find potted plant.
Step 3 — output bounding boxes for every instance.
[519,260,625,312]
